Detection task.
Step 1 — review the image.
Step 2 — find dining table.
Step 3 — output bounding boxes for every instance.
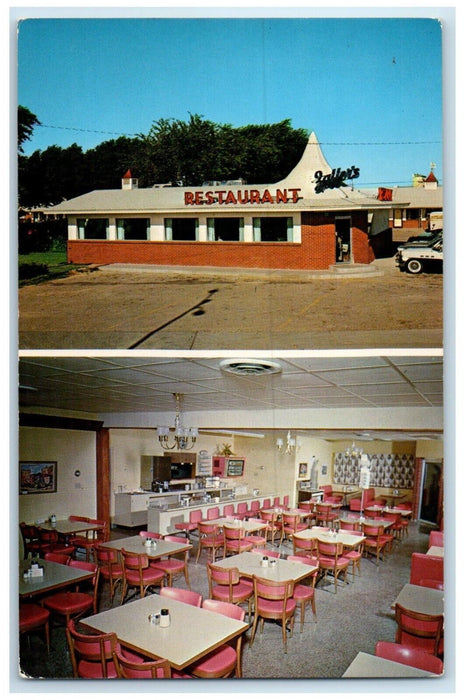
[100,535,192,560]
[39,519,104,536]
[392,583,444,616]
[209,517,268,534]
[426,546,444,558]
[19,558,94,598]
[294,527,366,549]
[342,651,439,677]
[339,514,395,530]
[81,592,248,671]
[214,550,318,583]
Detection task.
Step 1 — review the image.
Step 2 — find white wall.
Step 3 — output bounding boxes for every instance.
[18,426,97,523]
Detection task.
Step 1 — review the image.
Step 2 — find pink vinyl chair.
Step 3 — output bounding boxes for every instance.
[223,504,235,518]
[287,555,318,631]
[159,586,202,607]
[149,534,190,588]
[206,506,220,520]
[188,600,246,678]
[196,521,224,564]
[207,561,253,618]
[375,641,443,674]
[174,509,203,539]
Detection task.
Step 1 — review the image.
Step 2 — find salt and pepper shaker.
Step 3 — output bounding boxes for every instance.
[261,556,269,567]
[159,608,170,627]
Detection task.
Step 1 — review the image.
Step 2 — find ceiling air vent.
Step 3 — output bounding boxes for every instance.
[219,359,282,376]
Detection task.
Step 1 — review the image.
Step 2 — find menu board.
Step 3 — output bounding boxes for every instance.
[227,459,244,476]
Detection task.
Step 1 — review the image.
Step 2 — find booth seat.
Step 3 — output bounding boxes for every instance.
[320,485,343,504]
[349,488,376,512]
[428,531,444,548]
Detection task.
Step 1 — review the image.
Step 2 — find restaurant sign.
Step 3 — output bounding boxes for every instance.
[314,166,360,193]
[184,188,302,206]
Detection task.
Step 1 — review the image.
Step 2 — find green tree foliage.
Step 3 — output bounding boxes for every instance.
[18,113,309,207]
[18,106,41,153]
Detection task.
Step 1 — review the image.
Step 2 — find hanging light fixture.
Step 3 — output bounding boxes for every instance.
[345,441,364,458]
[276,430,297,455]
[157,393,198,450]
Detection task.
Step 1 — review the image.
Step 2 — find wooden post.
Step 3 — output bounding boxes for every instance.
[96,428,111,525]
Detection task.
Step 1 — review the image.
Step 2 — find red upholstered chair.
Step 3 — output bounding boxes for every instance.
[375,641,443,674]
[287,555,318,631]
[69,519,109,561]
[120,549,164,604]
[259,510,282,545]
[262,498,271,509]
[19,522,41,558]
[223,524,255,556]
[410,553,444,587]
[429,530,444,548]
[150,534,190,588]
[207,561,253,618]
[38,528,75,558]
[159,586,202,607]
[340,529,364,579]
[362,523,388,565]
[244,500,260,518]
[93,544,123,604]
[279,513,307,545]
[43,560,100,624]
[283,495,290,507]
[66,619,143,678]
[195,521,224,564]
[139,530,163,540]
[188,599,246,678]
[223,504,235,517]
[234,502,248,519]
[206,506,220,521]
[317,539,350,594]
[19,603,50,652]
[249,575,296,652]
[292,533,318,560]
[251,548,280,558]
[175,509,202,538]
[395,603,444,657]
[241,519,267,548]
[315,504,338,528]
[273,496,281,507]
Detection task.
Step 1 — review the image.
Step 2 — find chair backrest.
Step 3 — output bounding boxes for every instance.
[189,509,203,525]
[237,502,248,514]
[253,575,294,603]
[164,534,189,545]
[207,507,220,520]
[395,603,443,656]
[428,531,444,548]
[340,520,359,531]
[293,534,316,554]
[88,519,109,541]
[365,507,382,518]
[202,598,245,621]
[94,544,119,566]
[115,649,171,678]
[139,530,163,539]
[66,619,117,678]
[317,539,344,558]
[298,502,313,512]
[362,523,384,540]
[44,552,71,565]
[223,524,245,540]
[69,559,99,587]
[375,641,443,674]
[20,522,40,541]
[262,498,271,509]
[249,500,260,512]
[251,548,280,558]
[207,561,240,590]
[273,497,281,507]
[283,514,300,529]
[410,552,444,586]
[198,521,219,536]
[39,529,58,544]
[121,548,149,573]
[159,586,202,607]
[259,510,273,522]
[283,495,289,507]
[223,504,235,517]
[316,504,331,516]
[69,515,90,523]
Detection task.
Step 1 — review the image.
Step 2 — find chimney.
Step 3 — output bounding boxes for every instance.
[122,169,138,190]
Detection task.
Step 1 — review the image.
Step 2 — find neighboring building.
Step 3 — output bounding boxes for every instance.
[46,133,440,270]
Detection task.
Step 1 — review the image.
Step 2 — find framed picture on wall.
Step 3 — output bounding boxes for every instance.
[298,462,308,478]
[19,461,57,494]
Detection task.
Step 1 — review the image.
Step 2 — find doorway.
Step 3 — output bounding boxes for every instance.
[419,460,442,525]
[335,217,352,263]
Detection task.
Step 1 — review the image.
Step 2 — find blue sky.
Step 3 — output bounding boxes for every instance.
[17,15,444,187]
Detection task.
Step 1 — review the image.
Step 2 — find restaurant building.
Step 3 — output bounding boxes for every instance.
[48,133,397,271]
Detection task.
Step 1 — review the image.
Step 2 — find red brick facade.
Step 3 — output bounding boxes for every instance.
[68,211,374,271]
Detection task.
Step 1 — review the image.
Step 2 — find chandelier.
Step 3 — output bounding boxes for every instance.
[157,393,198,450]
[345,441,364,458]
[276,430,297,455]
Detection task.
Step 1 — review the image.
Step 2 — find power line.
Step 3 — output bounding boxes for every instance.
[38,123,138,137]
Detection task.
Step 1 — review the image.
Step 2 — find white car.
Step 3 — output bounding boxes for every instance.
[395,237,443,274]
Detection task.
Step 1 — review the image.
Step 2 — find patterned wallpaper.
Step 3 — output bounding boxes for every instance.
[333,453,415,488]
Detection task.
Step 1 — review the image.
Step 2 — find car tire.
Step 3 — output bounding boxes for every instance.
[406,259,423,274]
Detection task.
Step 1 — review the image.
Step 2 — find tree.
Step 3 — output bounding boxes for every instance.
[18,106,41,153]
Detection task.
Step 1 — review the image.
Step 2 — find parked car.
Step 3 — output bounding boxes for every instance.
[407,229,443,244]
[396,236,443,274]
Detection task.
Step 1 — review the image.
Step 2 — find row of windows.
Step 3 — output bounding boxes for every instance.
[77,217,294,242]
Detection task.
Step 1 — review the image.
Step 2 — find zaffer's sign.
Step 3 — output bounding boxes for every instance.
[314,166,360,193]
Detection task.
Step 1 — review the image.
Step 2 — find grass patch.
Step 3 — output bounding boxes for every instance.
[18,252,91,286]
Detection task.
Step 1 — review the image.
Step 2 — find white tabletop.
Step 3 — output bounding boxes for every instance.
[39,519,102,534]
[210,518,266,533]
[342,651,438,677]
[296,528,365,548]
[81,592,248,670]
[19,558,94,598]
[101,535,191,559]
[392,583,444,616]
[339,515,395,528]
[427,546,444,558]
[214,551,317,582]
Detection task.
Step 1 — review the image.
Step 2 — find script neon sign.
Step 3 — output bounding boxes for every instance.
[314,166,360,193]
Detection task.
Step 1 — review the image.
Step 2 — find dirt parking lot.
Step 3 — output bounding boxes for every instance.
[18,258,443,351]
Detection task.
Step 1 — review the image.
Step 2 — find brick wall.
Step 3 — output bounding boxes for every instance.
[68,211,373,270]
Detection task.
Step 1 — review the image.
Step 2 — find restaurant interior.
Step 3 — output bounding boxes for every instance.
[16,353,448,688]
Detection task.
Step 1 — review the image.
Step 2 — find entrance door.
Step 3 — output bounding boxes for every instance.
[419,461,442,525]
[335,217,352,263]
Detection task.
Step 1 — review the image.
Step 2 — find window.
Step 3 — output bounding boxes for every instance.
[253,217,293,242]
[77,218,109,240]
[165,218,198,241]
[207,218,243,241]
[405,209,420,221]
[116,218,150,240]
